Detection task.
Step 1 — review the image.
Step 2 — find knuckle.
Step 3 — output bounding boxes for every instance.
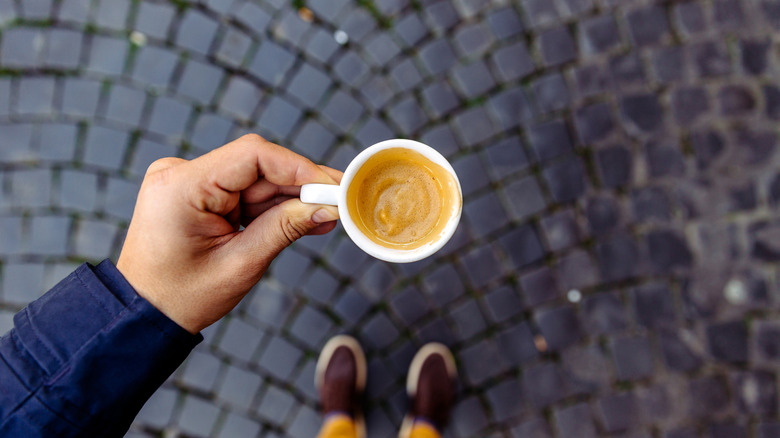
[280,217,309,244]
[146,157,181,175]
[239,133,265,144]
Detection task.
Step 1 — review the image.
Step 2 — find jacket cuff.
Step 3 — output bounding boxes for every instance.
[6,259,202,435]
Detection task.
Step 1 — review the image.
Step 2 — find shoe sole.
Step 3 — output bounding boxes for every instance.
[315,335,367,438]
[398,343,457,438]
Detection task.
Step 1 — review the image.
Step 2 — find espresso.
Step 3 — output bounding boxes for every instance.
[346,148,461,250]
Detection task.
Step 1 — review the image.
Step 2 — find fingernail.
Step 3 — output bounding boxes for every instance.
[312,208,339,224]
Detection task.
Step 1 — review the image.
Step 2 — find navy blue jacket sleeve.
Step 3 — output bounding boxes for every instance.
[0,260,202,437]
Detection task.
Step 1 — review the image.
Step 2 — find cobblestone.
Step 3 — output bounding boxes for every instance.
[5,1,780,437]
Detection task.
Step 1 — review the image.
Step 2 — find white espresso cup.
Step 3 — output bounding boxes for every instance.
[300,139,462,263]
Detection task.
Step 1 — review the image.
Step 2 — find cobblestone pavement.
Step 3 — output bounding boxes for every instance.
[4,0,780,436]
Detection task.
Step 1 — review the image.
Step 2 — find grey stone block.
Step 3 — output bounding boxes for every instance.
[105,84,146,127]
[58,0,89,24]
[248,40,295,88]
[219,77,261,121]
[361,312,399,350]
[257,96,302,140]
[61,78,101,117]
[292,120,335,161]
[271,9,309,46]
[178,60,224,105]
[176,10,219,55]
[45,29,83,69]
[579,14,621,55]
[216,412,261,438]
[73,219,119,260]
[488,6,523,39]
[257,336,303,380]
[389,286,429,325]
[492,41,535,82]
[574,102,615,144]
[598,392,640,433]
[216,27,252,68]
[417,39,457,76]
[136,387,177,429]
[535,305,582,351]
[218,318,264,363]
[1,28,45,68]
[387,96,427,135]
[216,364,262,408]
[581,291,628,335]
[394,13,428,47]
[301,268,340,305]
[423,1,459,33]
[596,145,632,188]
[543,155,587,203]
[132,45,179,89]
[178,395,220,436]
[11,169,52,209]
[339,8,376,41]
[333,51,371,87]
[28,215,70,256]
[287,63,333,108]
[2,262,45,306]
[87,35,128,76]
[611,335,654,381]
[256,384,296,424]
[19,0,51,19]
[289,305,333,349]
[451,396,489,437]
[15,77,55,116]
[554,403,597,438]
[625,5,670,47]
[485,136,529,180]
[94,0,129,31]
[321,91,364,133]
[422,264,464,307]
[421,81,459,119]
[305,28,341,64]
[689,375,730,417]
[540,209,580,252]
[0,216,23,256]
[464,192,509,238]
[134,1,175,40]
[354,117,394,149]
[147,96,190,140]
[83,125,129,170]
[454,23,493,58]
[102,177,138,221]
[190,113,233,152]
[707,320,748,363]
[538,26,576,67]
[691,41,731,78]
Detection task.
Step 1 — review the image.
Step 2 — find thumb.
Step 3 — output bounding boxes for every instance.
[235,198,339,262]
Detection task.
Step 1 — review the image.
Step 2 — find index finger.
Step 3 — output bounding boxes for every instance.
[189,134,337,193]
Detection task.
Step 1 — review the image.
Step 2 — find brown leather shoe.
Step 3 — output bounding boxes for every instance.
[398,343,457,438]
[315,335,366,438]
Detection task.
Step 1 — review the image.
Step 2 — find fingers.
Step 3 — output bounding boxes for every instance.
[231,198,339,263]
[191,134,337,192]
[319,165,344,184]
[181,134,338,215]
[240,179,301,203]
[240,195,295,226]
[307,221,338,236]
[146,157,187,175]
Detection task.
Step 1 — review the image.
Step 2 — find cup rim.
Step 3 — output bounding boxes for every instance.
[337,139,463,263]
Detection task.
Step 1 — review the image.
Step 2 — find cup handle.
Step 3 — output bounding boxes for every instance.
[300,183,340,206]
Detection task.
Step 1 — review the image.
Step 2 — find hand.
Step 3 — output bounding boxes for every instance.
[117,134,341,334]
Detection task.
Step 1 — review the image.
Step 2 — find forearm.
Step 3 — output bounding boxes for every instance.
[0,261,201,437]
